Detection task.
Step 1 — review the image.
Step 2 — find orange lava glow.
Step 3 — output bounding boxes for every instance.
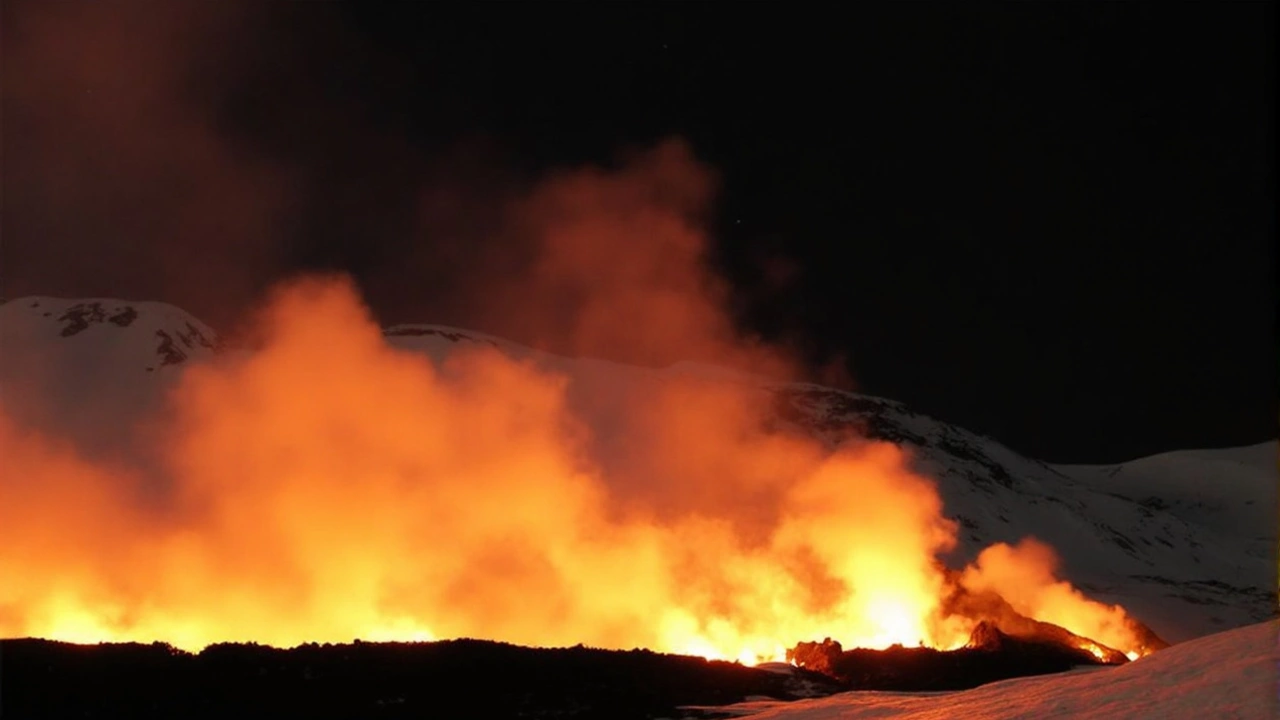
[1081,642,1108,661]
[0,141,1156,663]
[959,539,1153,659]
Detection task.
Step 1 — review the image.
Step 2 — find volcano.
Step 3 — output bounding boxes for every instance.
[0,293,1273,716]
[1,296,1271,644]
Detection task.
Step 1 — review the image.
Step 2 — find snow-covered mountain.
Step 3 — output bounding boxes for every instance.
[1,296,1274,645]
[0,296,220,366]
[0,297,220,459]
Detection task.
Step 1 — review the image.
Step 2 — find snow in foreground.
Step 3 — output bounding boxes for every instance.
[696,620,1277,720]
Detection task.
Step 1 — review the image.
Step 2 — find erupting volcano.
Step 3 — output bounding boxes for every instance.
[1,142,1164,669]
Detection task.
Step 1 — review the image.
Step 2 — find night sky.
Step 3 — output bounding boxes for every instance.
[3,2,1274,462]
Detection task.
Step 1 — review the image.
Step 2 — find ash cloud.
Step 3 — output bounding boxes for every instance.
[1,0,300,327]
[0,143,1155,662]
[0,3,1158,662]
[0,1,803,375]
[0,1,472,333]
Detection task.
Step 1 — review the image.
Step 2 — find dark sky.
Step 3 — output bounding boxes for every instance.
[2,2,1274,462]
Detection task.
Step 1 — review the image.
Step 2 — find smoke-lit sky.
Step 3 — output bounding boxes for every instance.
[2,2,1274,462]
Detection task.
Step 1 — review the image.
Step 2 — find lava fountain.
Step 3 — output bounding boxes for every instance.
[0,279,1160,662]
[0,141,1159,663]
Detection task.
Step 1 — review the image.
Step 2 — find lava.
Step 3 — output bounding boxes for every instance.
[0,280,1161,662]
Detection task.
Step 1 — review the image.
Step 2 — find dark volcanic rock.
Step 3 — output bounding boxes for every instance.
[780,576,1170,692]
[108,306,139,327]
[0,638,843,720]
[782,582,1172,692]
[383,326,500,348]
[938,577,1168,660]
[155,330,189,367]
[57,302,108,336]
[785,637,844,676]
[788,623,1116,691]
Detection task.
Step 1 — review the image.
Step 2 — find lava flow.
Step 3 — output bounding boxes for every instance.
[0,141,1160,664]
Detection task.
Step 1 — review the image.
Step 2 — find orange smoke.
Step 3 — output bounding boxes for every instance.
[0,142,1154,662]
[960,539,1152,660]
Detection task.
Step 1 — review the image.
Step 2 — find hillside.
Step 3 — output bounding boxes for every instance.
[0,296,1274,648]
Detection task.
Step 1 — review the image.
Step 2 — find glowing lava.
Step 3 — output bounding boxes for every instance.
[0,142,1158,664]
[1082,642,1108,661]
[0,282,1157,661]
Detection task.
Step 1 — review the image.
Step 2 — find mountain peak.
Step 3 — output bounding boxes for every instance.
[2,296,221,373]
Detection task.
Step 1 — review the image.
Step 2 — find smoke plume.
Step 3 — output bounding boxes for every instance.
[0,143,1154,662]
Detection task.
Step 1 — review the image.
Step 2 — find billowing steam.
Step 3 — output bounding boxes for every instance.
[0,142,1153,662]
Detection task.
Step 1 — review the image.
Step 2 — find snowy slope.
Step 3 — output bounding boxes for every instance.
[766,388,1276,643]
[1061,444,1275,558]
[0,297,220,458]
[1054,444,1277,641]
[684,620,1278,719]
[1,297,1274,645]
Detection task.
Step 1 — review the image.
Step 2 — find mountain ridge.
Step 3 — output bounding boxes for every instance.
[1,295,1274,645]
